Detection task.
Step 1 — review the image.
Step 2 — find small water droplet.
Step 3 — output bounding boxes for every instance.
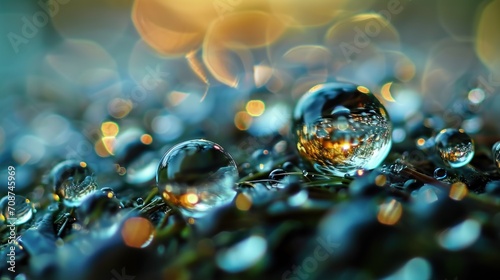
[0,195,33,225]
[114,129,158,185]
[48,160,97,207]
[292,82,392,176]
[433,168,447,180]
[156,139,238,218]
[136,197,144,206]
[435,128,474,168]
[251,149,273,172]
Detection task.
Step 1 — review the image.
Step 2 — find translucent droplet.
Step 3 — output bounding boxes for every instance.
[251,149,274,172]
[156,139,238,218]
[0,195,33,225]
[434,129,474,168]
[492,141,500,169]
[433,168,447,180]
[114,129,158,185]
[48,160,97,207]
[292,83,392,176]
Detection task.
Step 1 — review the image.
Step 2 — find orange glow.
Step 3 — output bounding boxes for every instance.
[235,193,252,211]
[381,82,396,102]
[101,122,119,137]
[168,91,190,106]
[357,86,370,94]
[121,217,154,248]
[417,138,426,146]
[234,111,253,131]
[101,136,116,156]
[108,98,133,119]
[246,100,266,117]
[79,161,87,168]
[186,193,199,204]
[140,134,153,145]
[449,182,468,201]
[95,139,112,157]
[377,199,403,226]
[375,175,387,187]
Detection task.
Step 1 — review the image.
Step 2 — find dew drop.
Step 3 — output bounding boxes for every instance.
[292,83,392,176]
[47,160,97,207]
[156,139,238,218]
[0,195,33,225]
[433,168,447,180]
[435,129,474,168]
[492,141,500,169]
[251,149,274,173]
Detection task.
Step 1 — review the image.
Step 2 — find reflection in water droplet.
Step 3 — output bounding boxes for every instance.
[156,139,238,218]
[252,149,274,173]
[492,141,500,170]
[293,83,392,176]
[216,235,267,273]
[0,195,33,225]
[438,219,480,251]
[113,129,158,185]
[48,160,97,207]
[435,129,474,168]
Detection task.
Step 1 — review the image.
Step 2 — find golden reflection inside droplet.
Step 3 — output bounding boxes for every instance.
[121,217,155,248]
[357,86,370,94]
[377,199,403,226]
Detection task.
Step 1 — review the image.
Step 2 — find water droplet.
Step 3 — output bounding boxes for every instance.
[48,160,97,207]
[0,195,33,225]
[435,129,474,168]
[492,141,500,169]
[156,139,238,218]
[135,197,144,206]
[292,83,392,176]
[251,149,273,172]
[433,168,447,180]
[268,168,288,187]
[114,129,158,185]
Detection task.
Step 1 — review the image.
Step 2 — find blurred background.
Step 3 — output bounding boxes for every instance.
[0,0,499,189]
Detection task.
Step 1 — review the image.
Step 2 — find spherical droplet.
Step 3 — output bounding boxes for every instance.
[492,141,500,169]
[292,83,392,176]
[0,195,33,225]
[434,129,474,168]
[156,139,238,218]
[48,160,97,207]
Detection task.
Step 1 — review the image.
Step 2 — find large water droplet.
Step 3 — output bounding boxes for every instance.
[434,128,474,168]
[156,139,238,218]
[48,160,97,207]
[0,195,33,225]
[492,141,500,169]
[292,83,392,176]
